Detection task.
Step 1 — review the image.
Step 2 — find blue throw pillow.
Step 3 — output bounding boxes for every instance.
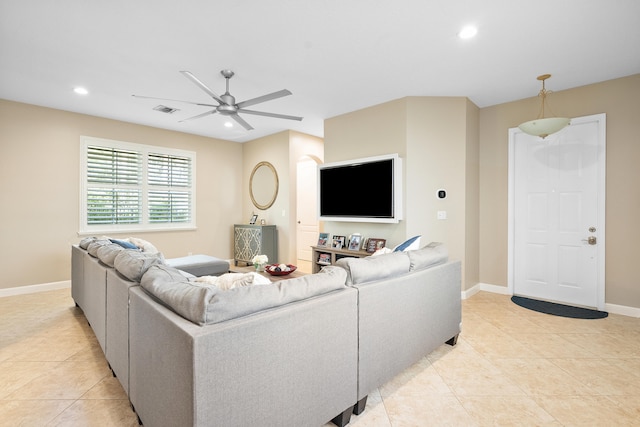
[393,235,421,252]
[110,238,139,250]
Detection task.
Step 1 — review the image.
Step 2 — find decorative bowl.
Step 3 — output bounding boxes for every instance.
[265,264,297,276]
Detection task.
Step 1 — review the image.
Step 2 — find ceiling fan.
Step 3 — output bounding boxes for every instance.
[133,69,303,130]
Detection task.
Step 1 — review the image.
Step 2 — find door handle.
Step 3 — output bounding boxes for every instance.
[582,236,597,245]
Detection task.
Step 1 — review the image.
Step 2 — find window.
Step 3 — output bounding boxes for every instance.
[80,136,196,233]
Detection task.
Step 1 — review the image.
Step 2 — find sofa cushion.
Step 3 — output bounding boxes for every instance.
[114,249,165,282]
[96,243,125,267]
[79,236,97,250]
[143,263,193,282]
[407,242,449,271]
[337,251,410,285]
[141,265,348,325]
[87,239,113,257]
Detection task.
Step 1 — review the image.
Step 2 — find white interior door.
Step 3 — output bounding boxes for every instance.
[509,114,606,309]
[296,158,319,261]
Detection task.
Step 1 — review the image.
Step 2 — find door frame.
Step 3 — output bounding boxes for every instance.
[507,113,606,310]
[295,155,322,262]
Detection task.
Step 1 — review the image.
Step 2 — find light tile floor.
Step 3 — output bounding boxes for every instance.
[1,289,639,426]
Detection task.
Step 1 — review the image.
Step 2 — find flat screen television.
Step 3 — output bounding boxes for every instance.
[318,154,403,223]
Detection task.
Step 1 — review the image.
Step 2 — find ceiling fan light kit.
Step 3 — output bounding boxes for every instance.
[133,69,303,131]
[518,74,570,139]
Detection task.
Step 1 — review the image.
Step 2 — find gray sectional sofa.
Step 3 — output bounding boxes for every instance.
[71,238,461,427]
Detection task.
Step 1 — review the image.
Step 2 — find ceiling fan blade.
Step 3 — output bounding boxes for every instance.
[180,71,225,104]
[178,109,218,123]
[236,89,292,109]
[230,113,254,130]
[238,108,303,121]
[132,94,218,108]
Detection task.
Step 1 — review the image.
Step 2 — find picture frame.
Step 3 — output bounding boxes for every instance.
[317,232,330,247]
[332,235,346,249]
[348,233,362,251]
[318,253,331,264]
[249,214,258,225]
[366,238,387,253]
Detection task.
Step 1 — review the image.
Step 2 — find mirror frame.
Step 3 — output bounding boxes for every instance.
[249,161,279,210]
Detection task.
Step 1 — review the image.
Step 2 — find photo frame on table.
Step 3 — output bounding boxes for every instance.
[348,233,362,251]
[317,232,330,247]
[365,238,387,253]
[317,253,331,264]
[332,235,346,249]
[249,214,258,225]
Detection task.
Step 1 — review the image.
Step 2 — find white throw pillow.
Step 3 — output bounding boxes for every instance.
[128,237,160,254]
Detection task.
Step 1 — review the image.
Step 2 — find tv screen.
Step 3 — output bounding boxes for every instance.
[318,154,402,223]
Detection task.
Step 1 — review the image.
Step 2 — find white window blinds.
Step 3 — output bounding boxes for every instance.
[80,137,196,233]
[86,146,142,225]
[148,153,192,223]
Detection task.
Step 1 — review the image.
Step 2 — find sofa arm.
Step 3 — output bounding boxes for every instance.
[355,260,461,400]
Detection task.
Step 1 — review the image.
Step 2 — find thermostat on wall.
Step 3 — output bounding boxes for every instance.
[437,189,446,199]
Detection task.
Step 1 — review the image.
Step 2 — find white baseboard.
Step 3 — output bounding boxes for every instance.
[0,280,71,298]
[462,282,510,300]
[464,282,639,318]
[605,302,640,318]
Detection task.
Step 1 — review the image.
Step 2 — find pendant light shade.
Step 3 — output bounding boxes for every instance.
[518,74,570,138]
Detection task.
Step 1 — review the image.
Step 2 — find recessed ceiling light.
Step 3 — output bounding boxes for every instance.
[73,87,89,95]
[224,121,233,128]
[458,25,478,39]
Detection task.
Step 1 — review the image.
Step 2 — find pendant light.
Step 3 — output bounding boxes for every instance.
[518,74,570,138]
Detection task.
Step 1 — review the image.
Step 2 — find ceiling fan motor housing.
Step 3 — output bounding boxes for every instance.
[218,93,237,114]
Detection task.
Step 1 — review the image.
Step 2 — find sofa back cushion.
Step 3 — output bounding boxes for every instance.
[96,243,125,267]
[114,249,165,282]
[336,251,410,285]
[407,242,448,271]
[140,265,348,325]
[79,236,97,250]
[86,239,112,257]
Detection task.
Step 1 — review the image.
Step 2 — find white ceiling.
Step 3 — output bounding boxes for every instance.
[1,0,639,143]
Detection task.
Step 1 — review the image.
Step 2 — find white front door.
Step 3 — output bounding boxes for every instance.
[509,113,606,309]
[296,158,319,262]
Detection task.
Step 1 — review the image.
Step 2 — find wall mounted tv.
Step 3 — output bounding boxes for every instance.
[318,154,403,223]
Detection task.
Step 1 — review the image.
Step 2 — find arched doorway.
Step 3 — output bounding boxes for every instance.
[296,156,321,271]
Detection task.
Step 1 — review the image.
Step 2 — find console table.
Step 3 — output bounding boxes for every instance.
[233,224,278,266]
[311,245,370,273]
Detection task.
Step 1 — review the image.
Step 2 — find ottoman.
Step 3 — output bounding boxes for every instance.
[166,254,229,277]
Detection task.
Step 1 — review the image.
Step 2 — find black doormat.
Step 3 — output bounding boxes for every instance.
[511,296,608,319]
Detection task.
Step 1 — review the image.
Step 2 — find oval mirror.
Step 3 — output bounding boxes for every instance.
[249,161,279,210]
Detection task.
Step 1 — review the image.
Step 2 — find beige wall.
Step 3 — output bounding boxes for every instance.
[0,99,243,290]
[3,73,638,308]
[241,130,323,264]
[480,74,640,308]
[324,99,408,245]
[324,96,479,289]
[465,99,480,290]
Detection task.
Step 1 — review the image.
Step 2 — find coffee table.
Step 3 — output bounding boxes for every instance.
[229,265,308,282]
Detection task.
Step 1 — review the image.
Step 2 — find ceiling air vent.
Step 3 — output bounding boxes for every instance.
[153,105,179,114]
